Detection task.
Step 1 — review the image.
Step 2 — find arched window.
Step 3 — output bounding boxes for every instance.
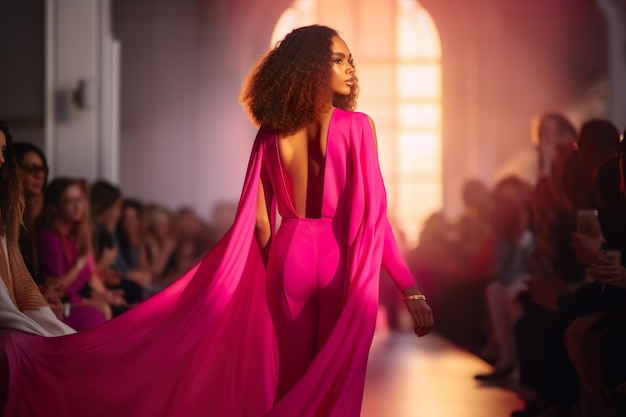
[272,0,442,248]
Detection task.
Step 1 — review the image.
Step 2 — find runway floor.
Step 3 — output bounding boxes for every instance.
[361,331,524,417]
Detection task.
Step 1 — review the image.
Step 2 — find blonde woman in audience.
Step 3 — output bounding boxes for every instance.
[144,203,177,283]
[0,120,73,336]
[38,178,125,330]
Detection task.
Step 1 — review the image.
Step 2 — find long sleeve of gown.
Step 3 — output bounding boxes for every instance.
[381,219,416,291]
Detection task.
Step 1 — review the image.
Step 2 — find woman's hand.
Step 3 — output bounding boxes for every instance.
[571,232,605,266]
[404,298,434,337]
[74,254,88,271]
[586,261,626,289]
[105,289,128,307]
[99,246,118,269]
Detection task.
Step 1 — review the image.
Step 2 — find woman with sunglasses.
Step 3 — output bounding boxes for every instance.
[14,142,49,280]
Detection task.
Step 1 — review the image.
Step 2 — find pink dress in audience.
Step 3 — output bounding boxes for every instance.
[0,110,415,416]
[37,228,105,331]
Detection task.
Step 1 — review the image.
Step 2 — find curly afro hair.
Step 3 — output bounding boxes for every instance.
[240,25,358,135]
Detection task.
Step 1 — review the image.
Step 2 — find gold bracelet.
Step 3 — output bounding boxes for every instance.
[402,294,426,302]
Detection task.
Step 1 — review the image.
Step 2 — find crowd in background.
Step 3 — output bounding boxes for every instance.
[406,114,626,417]
[4,112,626,416]
[10,135,222,333]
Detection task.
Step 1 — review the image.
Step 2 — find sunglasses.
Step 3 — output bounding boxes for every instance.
[21,163,49,176]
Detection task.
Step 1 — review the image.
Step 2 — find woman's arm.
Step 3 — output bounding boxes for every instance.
[367,115,433,336]
[366,115,421,292]
[255,167,274,267]
[38,230,86,289]
[382,220,420,292]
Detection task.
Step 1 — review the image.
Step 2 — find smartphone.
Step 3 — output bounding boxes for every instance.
[576,209,600,237]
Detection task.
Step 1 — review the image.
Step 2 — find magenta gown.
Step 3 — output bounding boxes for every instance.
[0,108,416,417]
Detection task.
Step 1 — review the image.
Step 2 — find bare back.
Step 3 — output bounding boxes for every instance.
[276,108,335,218]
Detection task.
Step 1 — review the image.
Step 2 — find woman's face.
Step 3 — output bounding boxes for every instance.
[153,212,172,239]
[20,151,47,195]
[102,198,123,231]
[122,206,141,237]
[330,36,355,96]
[56,184,86,224]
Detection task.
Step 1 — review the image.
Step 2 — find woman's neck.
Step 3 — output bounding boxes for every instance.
[54,219,74,236]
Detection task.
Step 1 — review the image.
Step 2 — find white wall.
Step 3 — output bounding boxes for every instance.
[597,0,626,130]
[113,0,285,221]
[46,0,119,183]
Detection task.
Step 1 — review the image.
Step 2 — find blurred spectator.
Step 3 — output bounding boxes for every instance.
[576,119,620,179]
[158,207,214,287]
[0,120,73,336]
[456,179,495,278]
[510,120,621,416]
[117,199,151,273]
[90,180,147,307]
[531,112,577,178]
[564,125,626,416]
[38,178,123,331]
[14,142,49,279]
[475,176,534,381]
[144,203,177,286]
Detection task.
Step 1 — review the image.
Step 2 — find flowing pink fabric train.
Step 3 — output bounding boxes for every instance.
[0,109,415,417]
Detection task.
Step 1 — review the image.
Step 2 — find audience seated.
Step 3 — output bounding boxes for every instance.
[143,203,177,291]
[531,112,577,179]
[5,108,626,417]
[158,207,214,285]
[117,199,152,277]
[511,119,622,416]
[475,175,533,382]
[37,178,123,331]
[406,179,495,352]
[564,124,626,417]
[89,180,148,308]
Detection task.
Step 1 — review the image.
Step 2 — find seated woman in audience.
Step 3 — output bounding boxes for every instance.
[90,180,148,306]
[13,142,49,279]
[0,120,73,336]
[160,207,214,283]
[475,176,534,381]
[38,177,124,331]
[144,203,177,287]
[13,142,68,318]
[117,199,151,273]
[566,129,626,416]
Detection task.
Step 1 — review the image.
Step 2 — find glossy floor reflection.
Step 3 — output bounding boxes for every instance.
[362,332,523,417]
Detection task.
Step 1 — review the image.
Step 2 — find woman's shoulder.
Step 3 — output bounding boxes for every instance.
[255,125,278,145]
[332,109,377,147]
[333,108,375,130]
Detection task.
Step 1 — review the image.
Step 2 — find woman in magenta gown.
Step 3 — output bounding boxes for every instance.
[0,25,433,417]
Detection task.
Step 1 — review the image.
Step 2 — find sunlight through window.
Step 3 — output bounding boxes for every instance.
[271,0,442,248]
